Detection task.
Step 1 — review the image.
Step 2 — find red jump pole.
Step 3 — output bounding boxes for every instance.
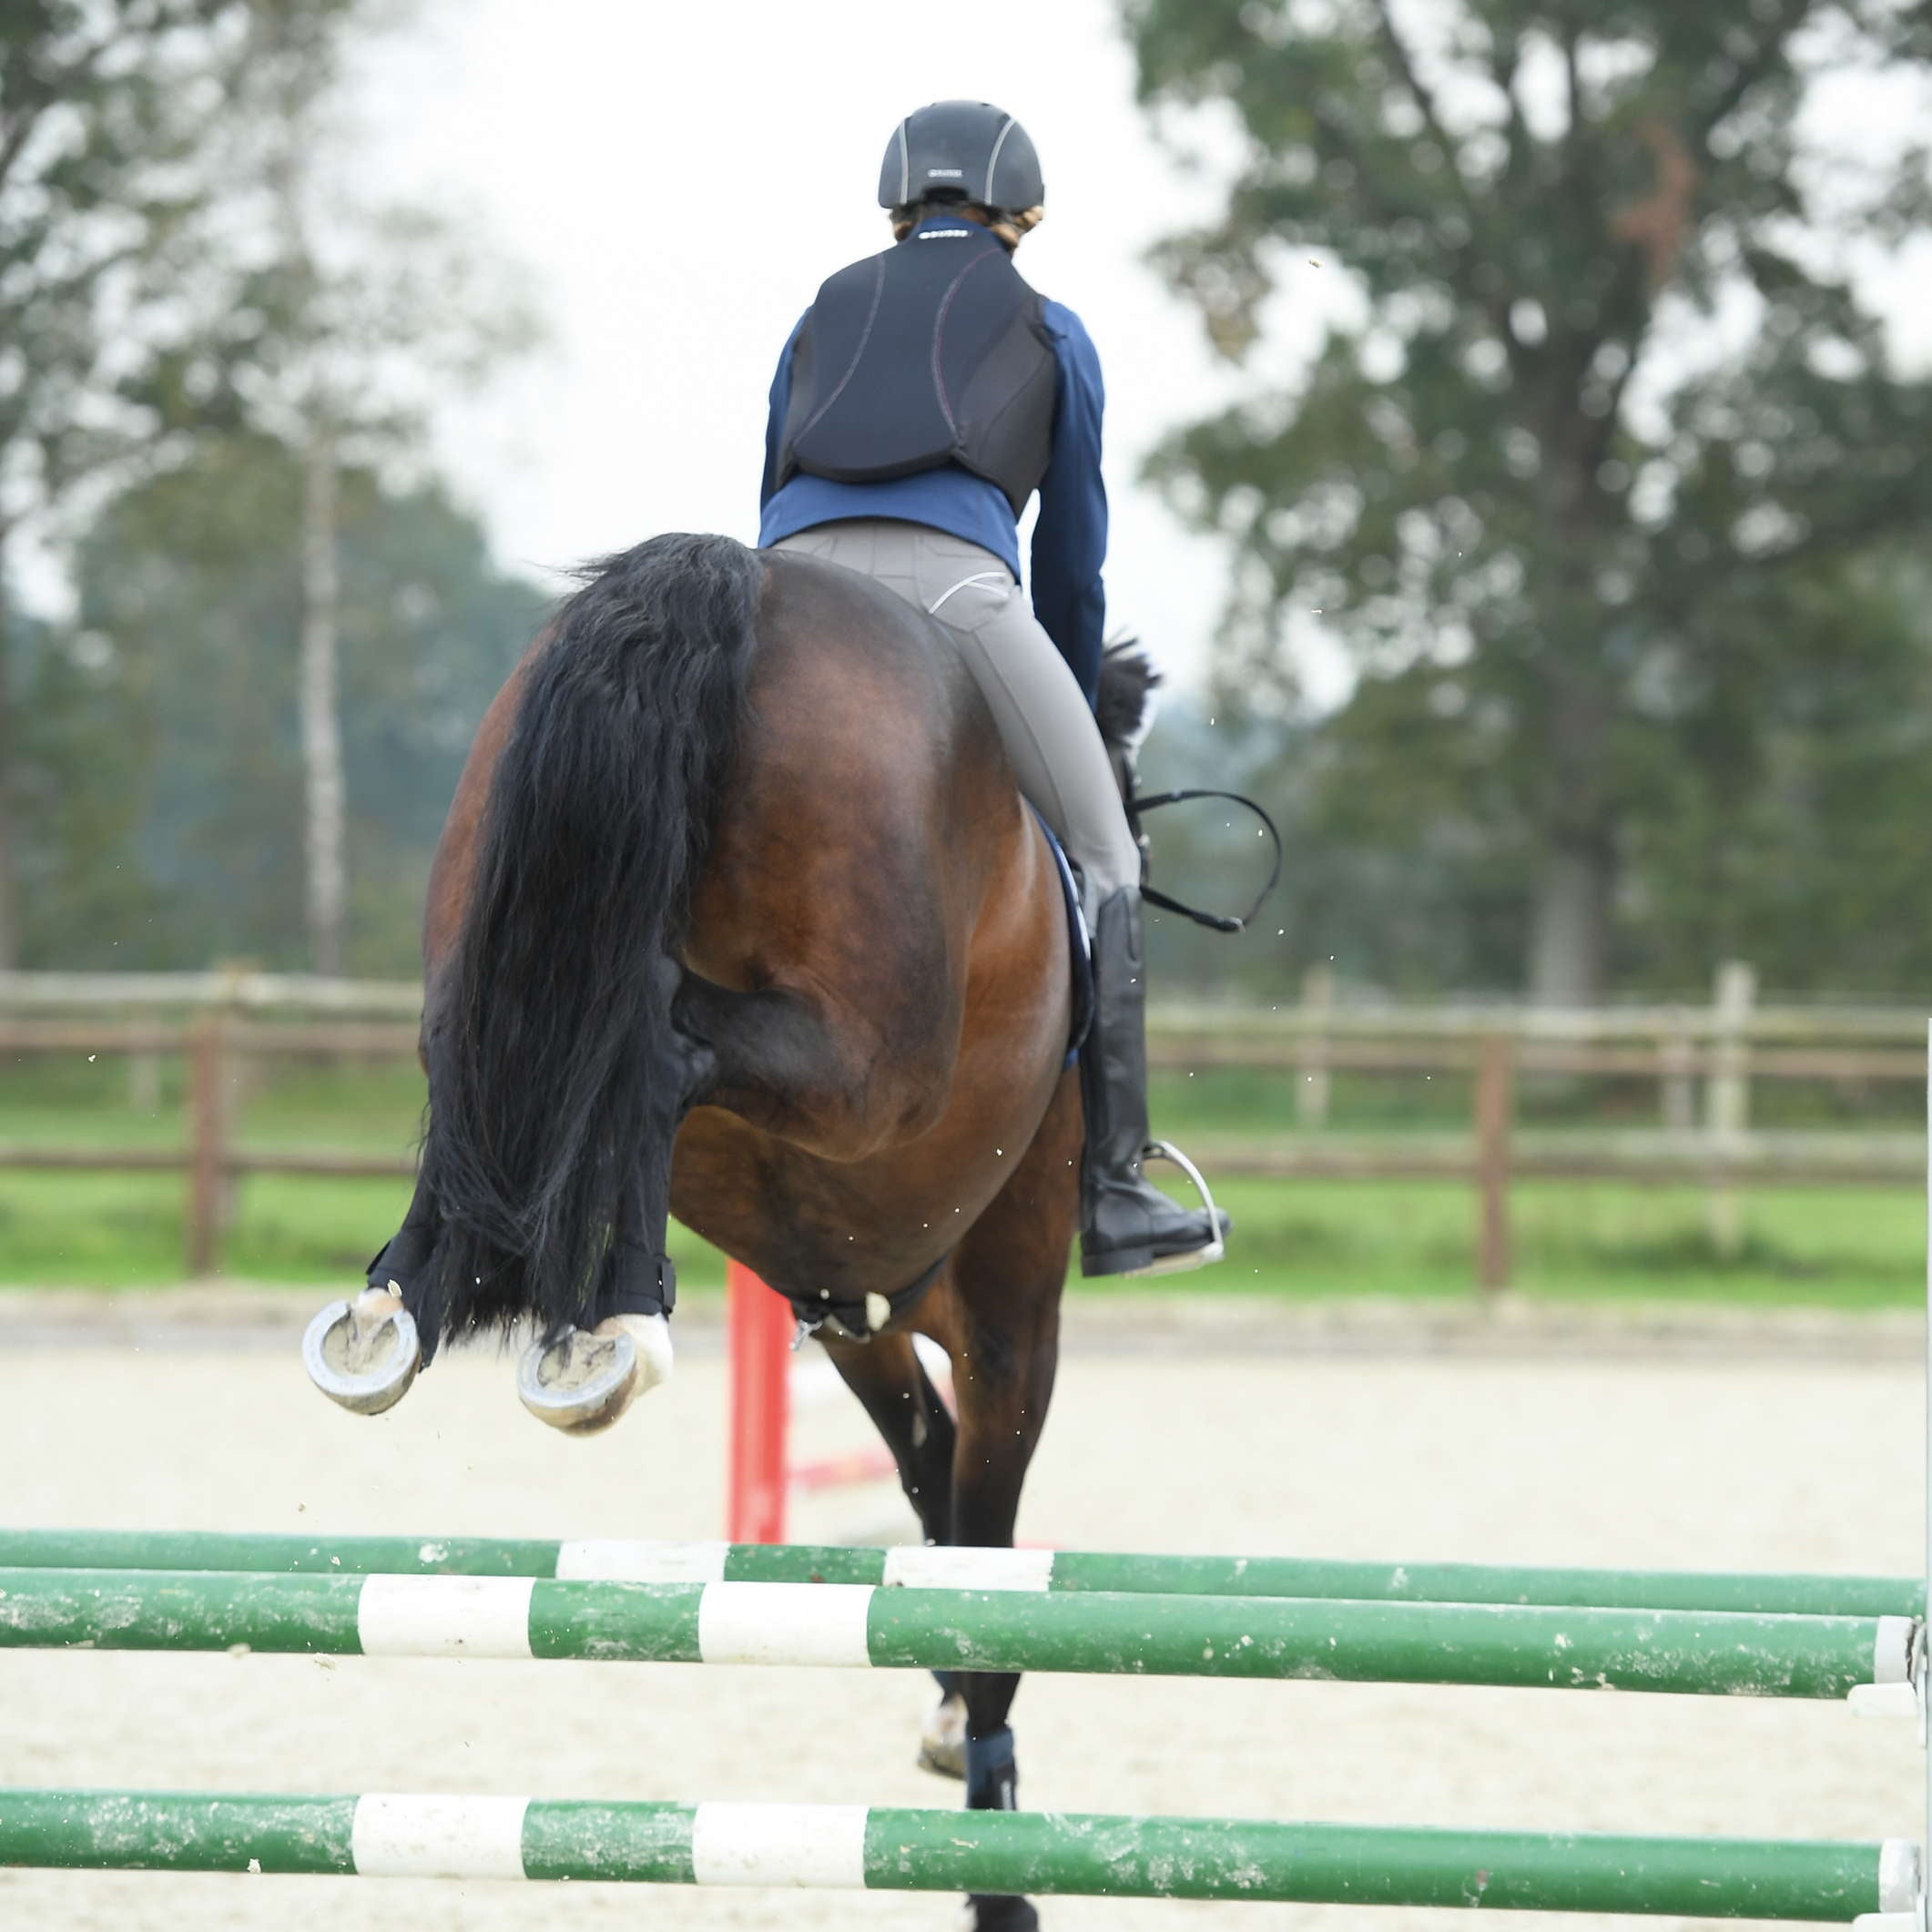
[726,1259,791,1544]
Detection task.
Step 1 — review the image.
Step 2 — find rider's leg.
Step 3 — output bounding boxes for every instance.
[770,521,1225,1276]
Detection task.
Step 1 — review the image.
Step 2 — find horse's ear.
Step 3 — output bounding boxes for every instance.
[1095,634,1162,755]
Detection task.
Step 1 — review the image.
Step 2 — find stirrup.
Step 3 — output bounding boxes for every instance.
[1125,1140,1225,1276]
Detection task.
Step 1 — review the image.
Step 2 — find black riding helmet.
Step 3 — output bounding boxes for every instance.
[878,100,1044,215]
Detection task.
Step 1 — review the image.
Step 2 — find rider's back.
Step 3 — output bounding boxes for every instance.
[773,222,1057,513]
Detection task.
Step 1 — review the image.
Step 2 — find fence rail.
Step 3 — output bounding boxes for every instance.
[4,965,1928,1036]
[3,967,1924,1286]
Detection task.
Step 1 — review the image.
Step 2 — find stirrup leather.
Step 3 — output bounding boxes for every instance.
[1124,1140,1225,1276]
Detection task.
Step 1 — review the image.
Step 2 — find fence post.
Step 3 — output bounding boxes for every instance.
[1296,966,1335,1128]
[1475,1033,1514,1294]
[127,1012,162,1115]
[1705,960,1756,1258]
[184,1013,229,1277]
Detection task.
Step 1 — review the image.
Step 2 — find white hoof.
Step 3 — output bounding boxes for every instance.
[917,1690,968,1780]
[303,1284,420,1416]
[517,1311,673,1435]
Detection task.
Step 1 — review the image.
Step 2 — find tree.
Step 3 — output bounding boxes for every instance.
[23,432,549,971]
[1124,0,1932,999]
[218,9,538,973]
[0,0,369,967]
[1612,545,1932,992]
[9,598,168,963]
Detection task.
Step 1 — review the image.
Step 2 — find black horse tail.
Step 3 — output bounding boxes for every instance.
[411,533,762,1356]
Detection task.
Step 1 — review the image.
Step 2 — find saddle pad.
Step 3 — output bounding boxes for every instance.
[1029,806,1093,1063]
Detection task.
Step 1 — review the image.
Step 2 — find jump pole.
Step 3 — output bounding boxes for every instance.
[0,1529,1917,1617]
[0,1791,1914,1917]
[0,1569,1911,1698]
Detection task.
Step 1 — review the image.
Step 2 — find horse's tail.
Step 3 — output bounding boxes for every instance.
[412,533,762,1356]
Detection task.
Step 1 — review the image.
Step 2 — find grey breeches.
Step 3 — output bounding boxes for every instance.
[770,518,1141,899]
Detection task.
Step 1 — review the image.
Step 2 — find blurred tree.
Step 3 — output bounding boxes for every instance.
[1616,544,1932,992]
[0,0,368,968]
[219,9,539,973]
[1124,0,1932,1000]
[27,432,549,971]
[9,597,167,964]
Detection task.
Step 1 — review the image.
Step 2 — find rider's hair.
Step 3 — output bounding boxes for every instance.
[890,198,1043,250]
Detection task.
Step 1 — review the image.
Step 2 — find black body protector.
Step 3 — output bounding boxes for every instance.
[775,224,1058,514]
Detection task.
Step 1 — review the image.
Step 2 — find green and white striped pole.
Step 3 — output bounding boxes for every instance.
[0,1568,1910,1698]
[0,1529,1914,1617]
[0,1790,1913,1918]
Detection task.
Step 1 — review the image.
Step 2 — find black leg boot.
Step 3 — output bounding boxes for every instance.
[1079,887,1230,1277]
[964,1728,1037,1932]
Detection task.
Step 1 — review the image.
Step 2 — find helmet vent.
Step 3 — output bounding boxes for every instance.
[982,117,1017,205]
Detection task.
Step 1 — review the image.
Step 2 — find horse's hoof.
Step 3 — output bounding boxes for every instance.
[517,1311,673,1435]
[302,1285,420,1415]
[961,1895,1039,1932]
[918,1691,968,1780]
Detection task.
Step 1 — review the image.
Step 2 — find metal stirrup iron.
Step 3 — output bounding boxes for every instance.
[1124,1141,1225,1276]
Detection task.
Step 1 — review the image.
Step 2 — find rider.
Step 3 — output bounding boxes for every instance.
[760,100,1226,1278]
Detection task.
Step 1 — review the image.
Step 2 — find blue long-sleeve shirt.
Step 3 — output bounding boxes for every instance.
[758,226,1109,705]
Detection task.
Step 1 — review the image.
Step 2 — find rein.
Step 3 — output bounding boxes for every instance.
[1127,786,1284,936]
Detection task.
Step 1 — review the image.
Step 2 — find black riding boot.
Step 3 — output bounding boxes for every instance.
[1079,888,1229,1277]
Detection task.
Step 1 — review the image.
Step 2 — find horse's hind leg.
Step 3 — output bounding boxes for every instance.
[818,1331,958,1541]
[929,1079,1078,1932]
[944,1267,1062,1932]
[818,1331,968,1774]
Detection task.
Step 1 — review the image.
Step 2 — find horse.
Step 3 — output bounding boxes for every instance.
[301,530,1157,1932]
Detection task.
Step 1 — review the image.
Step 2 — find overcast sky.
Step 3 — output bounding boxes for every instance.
[346,0,1352,695]
[343,1,1932,707]
[7,2,1902,709]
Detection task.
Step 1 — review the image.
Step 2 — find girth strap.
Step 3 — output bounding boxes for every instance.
[785,1250,951,1346]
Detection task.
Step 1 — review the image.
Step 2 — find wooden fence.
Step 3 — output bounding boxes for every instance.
[2,966,1924,1287]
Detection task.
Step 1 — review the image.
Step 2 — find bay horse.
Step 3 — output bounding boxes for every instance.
[304,531,1153,1932]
